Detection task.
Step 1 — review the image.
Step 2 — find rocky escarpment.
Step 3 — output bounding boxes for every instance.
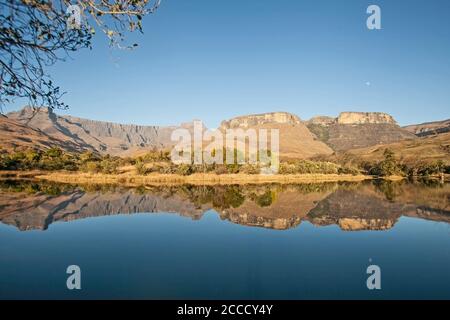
[337,112,397,125]
[403,119,450,137]
[306,112,415,151]
[220,112,302,129]
[6,106,180,156]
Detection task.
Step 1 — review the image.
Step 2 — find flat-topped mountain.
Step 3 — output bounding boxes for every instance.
[308,112,397,126]
[337,112,397,125]
[306,112,415,151]
[220,111,302,129]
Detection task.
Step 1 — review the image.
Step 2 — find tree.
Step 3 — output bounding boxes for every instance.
[0,0,161,109]
[369,148,403,176]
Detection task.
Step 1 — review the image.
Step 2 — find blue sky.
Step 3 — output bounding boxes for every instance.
[7,0,450,127]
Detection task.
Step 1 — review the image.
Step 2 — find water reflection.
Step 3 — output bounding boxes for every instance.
[0,179,449,231]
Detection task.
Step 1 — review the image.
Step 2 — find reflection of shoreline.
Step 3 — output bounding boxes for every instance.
[0,180,449,232]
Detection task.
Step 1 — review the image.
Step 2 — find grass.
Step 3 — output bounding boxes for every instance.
[36,172,373,186]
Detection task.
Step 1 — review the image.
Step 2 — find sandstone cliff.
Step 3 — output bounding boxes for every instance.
[220,112,302,129]
[337,112,397,125]
[306,112,415,151]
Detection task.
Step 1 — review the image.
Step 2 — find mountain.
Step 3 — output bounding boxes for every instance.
[0,114,91,153]
[403,119,450,137]
[3,107,441,160]
[306,112,416,151]
[220,112,334,159]
[7,106,179,156]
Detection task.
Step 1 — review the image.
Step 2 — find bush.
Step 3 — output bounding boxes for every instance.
[135,161,148,175]
[279,160,339,174]
[239,164,260,174]
[214,165,228,175]
[82,161,101,173]
[174,164,193,176]
[338,166,360,176]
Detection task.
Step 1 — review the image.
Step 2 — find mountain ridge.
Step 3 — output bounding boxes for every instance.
[2,106,447,160]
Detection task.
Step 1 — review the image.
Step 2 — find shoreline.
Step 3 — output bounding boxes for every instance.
[34,172,373,186]
[1,171,448,186]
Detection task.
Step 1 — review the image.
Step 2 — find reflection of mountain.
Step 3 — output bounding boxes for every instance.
[307,183,450,230]
[0,189,209,231]
[219,186,333,229]
[0,181,449,231]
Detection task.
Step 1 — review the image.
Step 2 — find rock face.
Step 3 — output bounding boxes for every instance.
[7,106,180,156]
[220,112,333,159]
[306,111,415,151]
[337,112,397,125]
[220,112,302,129]
[403,119,450,137]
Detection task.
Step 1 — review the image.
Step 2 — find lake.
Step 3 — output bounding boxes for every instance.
[0,179,449,299]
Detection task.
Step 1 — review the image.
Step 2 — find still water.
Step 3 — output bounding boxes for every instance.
[0,179,449,299]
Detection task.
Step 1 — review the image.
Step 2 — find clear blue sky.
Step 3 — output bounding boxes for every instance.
[7,0,450,127]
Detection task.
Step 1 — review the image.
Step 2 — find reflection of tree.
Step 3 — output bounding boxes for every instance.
[250,190,275,207]
[213,186,245,209]
[373,180,402,201]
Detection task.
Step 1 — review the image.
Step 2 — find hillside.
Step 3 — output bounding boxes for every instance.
[343,132,450,165]
[220,112,334,159]
[306,112,416,151]
[0,115,91,153]
[7,106,179,156]
[403,119,450,137]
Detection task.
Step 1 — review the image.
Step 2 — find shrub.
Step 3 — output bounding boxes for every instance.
[338,166,360,176]
[239,164,260,174]
[135,161,148,175]
[82,161,101,173]
[174,164,193,176]
[214,165,228,175]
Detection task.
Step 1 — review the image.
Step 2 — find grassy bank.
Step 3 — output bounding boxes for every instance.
[36,172,373,186]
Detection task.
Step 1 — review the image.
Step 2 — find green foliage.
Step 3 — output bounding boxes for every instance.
[212,186,245,209]
[413,160,446,176]
[279,160,339,175]
[373,180,401,201]
[338,166,360,176]
[368,149,404,176]
[134,161,148,175]
[253,190,275,207]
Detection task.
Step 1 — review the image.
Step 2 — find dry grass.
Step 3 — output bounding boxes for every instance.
[0,170,46,178]
[36,172,373,186]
